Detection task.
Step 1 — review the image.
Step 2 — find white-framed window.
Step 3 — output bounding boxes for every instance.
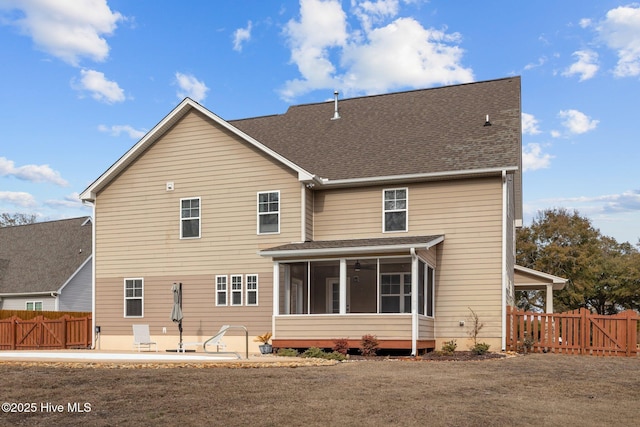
[246,274,258,306]
[383,188,408,232]
[257,191,280,234]
[124,278,143,317]
[216,275,228,306]
[380,273,411,313]
[180,197,201,239]
[25,301,43,311]
[231,275,243,306]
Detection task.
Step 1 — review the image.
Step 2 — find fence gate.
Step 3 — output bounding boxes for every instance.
[506,307,639,357]
[0,314,92,350]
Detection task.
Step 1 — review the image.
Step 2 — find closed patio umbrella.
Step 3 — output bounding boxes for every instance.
[171,283,183,351]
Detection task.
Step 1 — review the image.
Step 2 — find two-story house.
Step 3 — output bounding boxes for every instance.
[80,76,562,354]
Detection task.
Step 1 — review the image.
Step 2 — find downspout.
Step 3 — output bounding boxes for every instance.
[83,200,97,350]
[410,248,418,356]
[501,170,507,351]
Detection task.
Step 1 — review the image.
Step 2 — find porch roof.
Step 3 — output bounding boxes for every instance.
[259,235,444,258]
[514,265,567,291]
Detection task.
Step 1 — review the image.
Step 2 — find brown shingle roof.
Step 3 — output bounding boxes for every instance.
[231,77,521,181]
[0,217,92,294]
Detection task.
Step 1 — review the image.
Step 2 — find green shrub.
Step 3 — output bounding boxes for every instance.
[276,348,299,357]
[441,339,457,355]
[300,347,346,361]
[332,338,350,355]
[359,334,379,357]
[470,342,490,355]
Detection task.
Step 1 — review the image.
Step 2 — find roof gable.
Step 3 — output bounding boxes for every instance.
[80,98,315,201]
[0,217,93,295]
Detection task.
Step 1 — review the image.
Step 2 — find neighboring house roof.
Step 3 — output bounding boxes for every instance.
[260,235,444,257]
[0,217,92,296]
[81,77,522,217]
[514,265,567,291]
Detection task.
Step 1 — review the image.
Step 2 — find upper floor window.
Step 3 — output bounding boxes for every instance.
[124,278,143,317]
[258,191,279,234]
[383,188,407,232]
[181,197,200,239]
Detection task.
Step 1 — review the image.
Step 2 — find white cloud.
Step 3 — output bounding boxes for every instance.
[233,20,252,52]
[562,50,599,81]
[280,0,473,100]
[579,18,592,29]
[0,156,68,186]
[73,69,125,103]
[45,192,84,209]
[550,130,561,138]
[0,0,123,66]
[98,124,146,140]
[597,5,640,77]
[558,109,599,134]
[522,113,541,135]
[522,143,553,172]
[0,191,37,207]
[175,72,209,102]
[524,56,547,71]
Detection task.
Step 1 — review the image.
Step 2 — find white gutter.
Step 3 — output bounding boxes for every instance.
[259,236,444,258]
[316,166,518,188]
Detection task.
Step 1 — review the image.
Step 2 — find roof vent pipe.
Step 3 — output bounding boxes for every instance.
[331,90,340,120]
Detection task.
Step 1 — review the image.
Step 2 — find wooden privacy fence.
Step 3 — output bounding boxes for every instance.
[0,311,92,350]
[506,306,639,357]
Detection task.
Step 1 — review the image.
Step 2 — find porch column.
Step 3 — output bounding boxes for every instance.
[410,249,418,356]
[545,284,553,313]
[273,262,280,318]
[339,258,347,314]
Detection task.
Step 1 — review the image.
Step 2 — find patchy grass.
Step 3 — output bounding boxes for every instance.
[0,354,638,426]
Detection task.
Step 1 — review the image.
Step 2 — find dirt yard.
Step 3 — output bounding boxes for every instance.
[1,353,638,426]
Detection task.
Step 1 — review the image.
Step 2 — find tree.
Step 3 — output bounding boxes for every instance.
[516,208,639,314]
[0,213,37,227]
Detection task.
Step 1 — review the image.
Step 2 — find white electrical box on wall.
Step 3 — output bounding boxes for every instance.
[166,181,174,191]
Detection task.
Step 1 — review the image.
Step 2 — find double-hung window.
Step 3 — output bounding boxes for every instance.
[26,301,43,311]
[383,188,407,232]
[246,274,258,305]
[380,273,411,313]
[124,278,143,317]
[181,197,201,239]
[258,191,279,234]
[216,275,228,306]
[231,275,243,306]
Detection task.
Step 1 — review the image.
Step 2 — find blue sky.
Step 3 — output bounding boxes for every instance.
[0,0,638,244]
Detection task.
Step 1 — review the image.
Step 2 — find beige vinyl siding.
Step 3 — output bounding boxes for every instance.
[95,110,301,277]
[95,274,272,337]
[418,316,435,340]
[93,110,301,341]
[275,314,412,340]
[314,177,504,344]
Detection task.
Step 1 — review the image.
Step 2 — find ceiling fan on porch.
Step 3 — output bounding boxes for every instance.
[353,260,376,271]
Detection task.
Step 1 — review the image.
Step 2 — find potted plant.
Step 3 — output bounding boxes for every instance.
[254,332,273,354]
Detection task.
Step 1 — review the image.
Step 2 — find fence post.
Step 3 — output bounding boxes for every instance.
[581,308,588,355]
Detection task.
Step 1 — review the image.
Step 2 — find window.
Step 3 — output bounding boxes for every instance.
[383,188,407,232]
[231,275,243,306]
[124,278,143,317]
[216,275,228,306]
[181,197,200,239]
[426,266,434,317]
[380,273,411,313]
[258,191,279,234]
[246,274,258,305]
[25,301,43,311]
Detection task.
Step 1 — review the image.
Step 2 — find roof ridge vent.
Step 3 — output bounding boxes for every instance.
[331,90,340,120]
